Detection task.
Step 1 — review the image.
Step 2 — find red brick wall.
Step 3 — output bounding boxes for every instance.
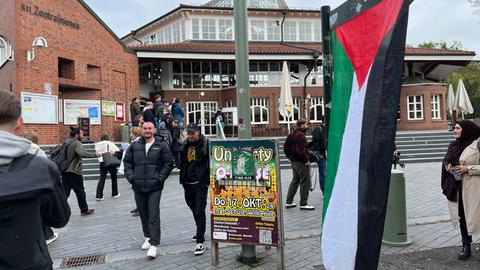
[0,0,16,93]
[13,0,138,144]
[397,84,448,131]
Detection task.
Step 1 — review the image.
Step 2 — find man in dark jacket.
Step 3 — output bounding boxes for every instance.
[63,127,100,216]
[123,121,174,258]
[309,122,326,193]
[0,91,71,270]
[284,118,314,210]
[130,97,141,125]
[179,123,209,255]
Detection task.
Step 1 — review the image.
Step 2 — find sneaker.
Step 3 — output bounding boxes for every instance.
[112,193,121,198]
[96,197,104,201]
[194,243,205,255]
[141,238,151,250]
[46,232,59,245]
[285,203,297,208]
[300,205,315,210]
[81,209,95,216]
[146,245,157,258]
[191,235,197,242]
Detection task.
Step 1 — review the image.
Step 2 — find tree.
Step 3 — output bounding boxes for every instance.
[469,0,480,13]
[418,41,463,50]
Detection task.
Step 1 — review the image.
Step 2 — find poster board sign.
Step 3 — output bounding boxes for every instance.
[210,140,282,246]
[102,100,116,116]
[21,92,58,124]
[63,99,101,125]
[78,117,90,137]
[115,102,125,122]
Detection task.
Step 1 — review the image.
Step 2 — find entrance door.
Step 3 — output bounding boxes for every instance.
[187,101,218,136]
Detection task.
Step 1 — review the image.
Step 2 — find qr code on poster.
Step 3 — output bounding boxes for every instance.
[259,229,272,245]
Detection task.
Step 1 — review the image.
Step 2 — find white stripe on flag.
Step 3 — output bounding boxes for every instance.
[322,70,369,270]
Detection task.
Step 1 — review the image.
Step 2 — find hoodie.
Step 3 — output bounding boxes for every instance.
[0,131,31,166]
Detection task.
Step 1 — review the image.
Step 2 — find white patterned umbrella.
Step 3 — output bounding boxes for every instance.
[454,79,474,119]
[279,61,293,133]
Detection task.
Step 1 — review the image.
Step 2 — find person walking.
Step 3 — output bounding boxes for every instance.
[123,122,174,258]
[171,98,185,127]
[442,120,480,260]
[284,118,314,210]
[179,123,210,255]
[130,97,141,126]
[0,91,70,269]
[94,132,121,201]
[309,123,326,193]
[63,127,100,216]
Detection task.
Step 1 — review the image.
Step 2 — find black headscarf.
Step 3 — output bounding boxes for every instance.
[441,120,480,201]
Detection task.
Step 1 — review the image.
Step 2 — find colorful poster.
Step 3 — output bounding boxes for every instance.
[63,99,101,125]
[115,102,125,122]
[210,140,279,246]
[102,100,116,116]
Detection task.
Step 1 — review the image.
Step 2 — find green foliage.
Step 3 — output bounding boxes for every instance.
[418,41,463,50]
[443,62,480,118]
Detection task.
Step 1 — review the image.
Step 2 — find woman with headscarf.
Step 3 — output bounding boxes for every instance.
[442,120,480,260]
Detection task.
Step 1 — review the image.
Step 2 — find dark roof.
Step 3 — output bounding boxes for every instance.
[77,0,134,54]
[130,41,476,57]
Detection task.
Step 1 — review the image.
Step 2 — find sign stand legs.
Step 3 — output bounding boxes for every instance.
[211,241,219,266]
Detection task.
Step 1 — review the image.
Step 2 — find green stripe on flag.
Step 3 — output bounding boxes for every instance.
[322,31,355,219]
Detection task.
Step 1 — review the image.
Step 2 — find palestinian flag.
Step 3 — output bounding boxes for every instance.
[321,0,410,269]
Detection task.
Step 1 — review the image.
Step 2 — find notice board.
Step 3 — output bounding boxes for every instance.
[21,92,58,124]
[63,99,101,125]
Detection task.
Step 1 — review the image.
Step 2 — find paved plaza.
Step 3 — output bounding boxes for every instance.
[49,162,479,269]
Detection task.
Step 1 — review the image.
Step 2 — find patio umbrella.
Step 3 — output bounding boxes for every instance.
[454,79,474,119]
[279,61,294,133]
[446,84,455,115]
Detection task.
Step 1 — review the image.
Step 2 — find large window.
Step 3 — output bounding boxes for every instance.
[202,19,216,40]
[266,20,280,41]
[313,22,321,41]
[298,21,312,42]
[310,97,325,123]
[431,95,441,119]
[219,19,233,40]
[172,61,235,89]
[251,20,265,41]
[172,22,181,43]
[0,36,12,67]
[192,19,200,40]
[279,97,301,123]
[251,98,269,124]
[407,95,423,120]
[284,21,297,41]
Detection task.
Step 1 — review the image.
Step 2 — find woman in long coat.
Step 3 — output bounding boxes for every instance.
[442,120,480,260]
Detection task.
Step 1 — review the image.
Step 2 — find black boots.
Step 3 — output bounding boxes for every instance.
[458,243,472,260]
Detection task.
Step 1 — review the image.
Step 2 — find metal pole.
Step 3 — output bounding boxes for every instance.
[234,0,256,264]
[321,5,332,142]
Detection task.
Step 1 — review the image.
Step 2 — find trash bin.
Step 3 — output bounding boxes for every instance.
[120,125,130,142]
[382,169,412,246]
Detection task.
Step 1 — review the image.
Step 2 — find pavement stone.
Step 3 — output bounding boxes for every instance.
[49,162,479,269]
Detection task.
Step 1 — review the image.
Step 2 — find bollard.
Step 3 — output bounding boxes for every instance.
[382,169,412,246]
[120,125,130,142]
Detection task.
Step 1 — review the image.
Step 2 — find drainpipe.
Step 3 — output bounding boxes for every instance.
[131,30,143,45]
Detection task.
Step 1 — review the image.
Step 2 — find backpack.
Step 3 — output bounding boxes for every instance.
[283,131,294,159]
[50,141,72,172]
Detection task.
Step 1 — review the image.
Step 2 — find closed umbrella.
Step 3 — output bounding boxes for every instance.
[279,61,294,133]
[454,79,474,119]
[447,84,455,115]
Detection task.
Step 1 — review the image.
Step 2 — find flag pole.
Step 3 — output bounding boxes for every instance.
[321,5,332,147]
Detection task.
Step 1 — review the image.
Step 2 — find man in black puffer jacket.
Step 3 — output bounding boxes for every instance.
[123,121,173,259]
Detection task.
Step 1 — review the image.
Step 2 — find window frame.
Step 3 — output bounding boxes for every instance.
[309,96,325,123]
[431,94,441,120]
[250,98,269,124]
[407,95,424,120]
[279,97,301,124]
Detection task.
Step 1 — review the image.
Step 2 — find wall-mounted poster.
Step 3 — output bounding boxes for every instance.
[63,99,101,125]
[102,100,116,116]
[115,102,125,122]
[21,92,58,124]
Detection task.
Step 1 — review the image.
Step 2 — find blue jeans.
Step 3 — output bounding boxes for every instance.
[311,151,326,192]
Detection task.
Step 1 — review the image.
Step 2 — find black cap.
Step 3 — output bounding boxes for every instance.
[186,123,200,132]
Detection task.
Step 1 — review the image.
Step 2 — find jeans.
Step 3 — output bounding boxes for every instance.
[62,172,89,212]
[183,183,208,244]
[172,151,181,169]
[134,189,162,246]
[96,162,119,198]
[286,162,311,206]
[311,151,326,192]
[459,187,472,244]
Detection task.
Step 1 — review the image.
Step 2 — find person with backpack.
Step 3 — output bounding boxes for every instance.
[283,118,314,210]
[179,123,210,256]
[123,121,174,258]
[94,132,121,201]
[62,127,100,216]
[0,91,71,270]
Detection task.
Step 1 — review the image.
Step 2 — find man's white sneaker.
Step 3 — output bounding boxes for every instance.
[46,232,59,245]
[147,245,157,258]
[141,238,151,250]
[285,203,297,208]
[194,243,205,255]
[300,205,315,210]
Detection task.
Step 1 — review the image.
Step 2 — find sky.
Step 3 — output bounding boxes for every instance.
[83,0,480,58]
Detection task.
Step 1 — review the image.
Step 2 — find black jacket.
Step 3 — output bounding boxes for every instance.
[0,154,71,270]
[309,126,326,157]
[179,135,209,185]
[143,109,155,124]
[123,136,174,193]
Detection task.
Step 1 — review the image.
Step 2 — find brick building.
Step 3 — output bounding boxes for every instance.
[0,0,138,144]
[121,0,475,136]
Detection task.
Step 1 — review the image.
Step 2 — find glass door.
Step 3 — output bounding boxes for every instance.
[187,101,218,136]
